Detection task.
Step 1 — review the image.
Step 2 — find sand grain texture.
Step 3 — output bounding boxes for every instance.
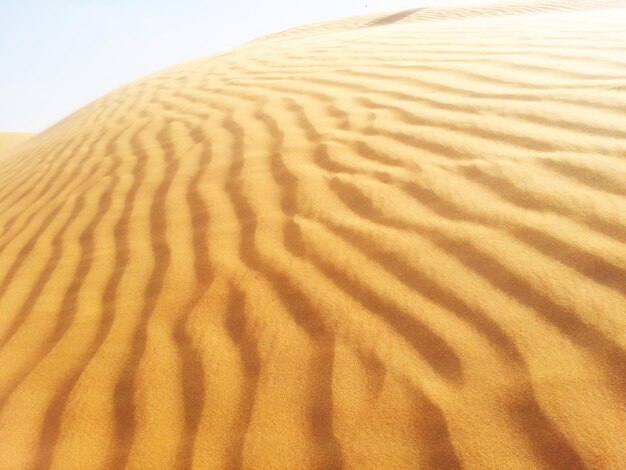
[0,1,625,468]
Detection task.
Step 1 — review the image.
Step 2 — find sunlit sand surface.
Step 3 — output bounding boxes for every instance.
[0,0,625,468]
[0,133,33,158]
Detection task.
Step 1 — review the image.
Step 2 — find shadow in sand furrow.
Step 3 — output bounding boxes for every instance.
[339,68,626,115]
[355,349,387,400]
[187,123,208,147]
[314,142,359,174]
[326,104,350,131]
[350,139,410,169]
[282,99,402,173]
[0,200,80,354]
[274,85,467,162]
[258,100,463,383]
[327,177,403,231]
[21,132,102,205]
[281,99,326,143]
[357,96,563,154]
[138,88,162,121]
[243,70,626,139]
[253,74,624,166]
[314,217,586,468]
[239,52,613,200]
[365,8,425,28]
[0,136,50,178]
[509,384,586,470]
[26,131,127,470]
[258,104,347,468]
[217,80,336,109]
[328,177,626,391]
[323,219,523,364]
[225,85,458,174]
[259,100,462,380]
[169,93,214,124]
[149,87,207,118]
[460,165,626,244]
[222,111,343,469]
[256,99,357,176]
[409,384,462,469]
[324,178,601,465]
[510,225,626,295]
[0,104,104,202]
[288,210,463,384]
[224,284,260,470]
[352,344,462,468]
[363,70,626,144]
[308,335,342,470]
[398,180,626,296]
[0,127,120,335]
[222,112,314,304]
[29,124,150,469]
[170,91,214,119]
[0,132,91,239]
[538,158,626,197]
[0,133,102,256]
[112,123,178,469]
[252,105,298,216]
[362,124,474,161]
[149,95,207,127]
[0,82,141,241]
[359,82,576,155]
[184,126,214,279]
[172,130,213,470]
[0,204,64,303]
[274,88,626,297]
[257,102,446,469]
[433,235,626,390]
[0,144,61,226]
[172,291,208,470]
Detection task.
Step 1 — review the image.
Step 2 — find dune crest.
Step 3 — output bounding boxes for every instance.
[0,1,625,468]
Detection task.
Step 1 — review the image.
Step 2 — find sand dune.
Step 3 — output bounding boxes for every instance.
[1,0,625,468]
[0,133,33,158]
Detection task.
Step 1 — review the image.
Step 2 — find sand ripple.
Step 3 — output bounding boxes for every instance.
[0,1,625,468]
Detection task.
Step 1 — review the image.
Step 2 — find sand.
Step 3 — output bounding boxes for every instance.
[0,133,33,158]
[0,0,625,468]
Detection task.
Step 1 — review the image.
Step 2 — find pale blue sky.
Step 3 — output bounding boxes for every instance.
[0,0,483,131]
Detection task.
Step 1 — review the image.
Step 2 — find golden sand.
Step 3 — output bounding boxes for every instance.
[0,1,625,468]
[0,133,33,158]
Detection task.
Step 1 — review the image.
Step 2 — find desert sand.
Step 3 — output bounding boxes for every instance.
[0,0,625,468]
[0,133,33,158]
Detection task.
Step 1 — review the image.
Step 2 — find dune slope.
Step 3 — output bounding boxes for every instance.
[0,1,625,468]
[0,133,33,159]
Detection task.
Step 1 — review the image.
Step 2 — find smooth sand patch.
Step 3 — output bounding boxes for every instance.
[0,133,33,158]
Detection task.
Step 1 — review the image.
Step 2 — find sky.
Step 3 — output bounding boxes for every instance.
[0,0,487,131]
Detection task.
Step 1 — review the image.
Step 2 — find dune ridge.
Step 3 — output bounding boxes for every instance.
[0,0,625,468]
